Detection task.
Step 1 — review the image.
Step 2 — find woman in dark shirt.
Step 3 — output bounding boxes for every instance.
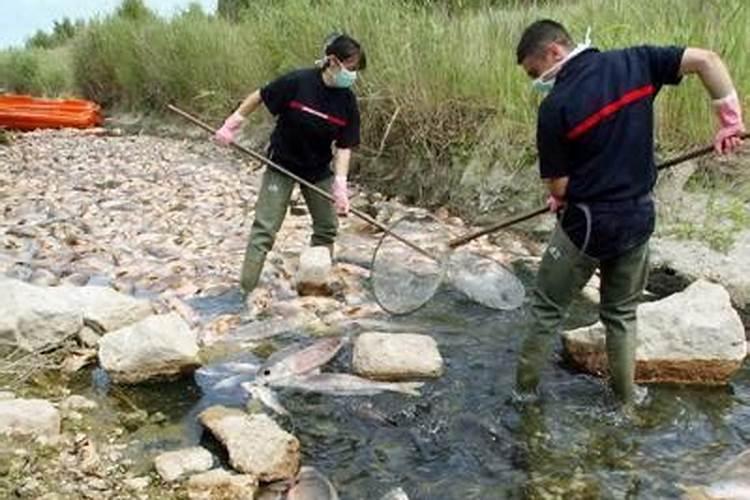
[214,33,365,296]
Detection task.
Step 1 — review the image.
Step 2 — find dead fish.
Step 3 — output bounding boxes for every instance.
[255,336,346,385]
[244,383,289,416]
[270,373,423,397]
[230,317,299,342]
[194,360,259,393]
[381,487,410,500]
[287,466,339,500]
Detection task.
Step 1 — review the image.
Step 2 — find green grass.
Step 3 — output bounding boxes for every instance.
[1,0,748,221]
[0,47,73,96]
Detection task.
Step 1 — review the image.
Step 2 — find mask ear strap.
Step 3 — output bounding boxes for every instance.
[583,26,592,46]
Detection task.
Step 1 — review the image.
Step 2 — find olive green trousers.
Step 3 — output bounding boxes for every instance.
[240,167,337,293]
[515,224,649,402]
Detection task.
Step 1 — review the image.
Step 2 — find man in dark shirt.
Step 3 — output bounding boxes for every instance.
[514,20,745,403]
[214,34,364,297]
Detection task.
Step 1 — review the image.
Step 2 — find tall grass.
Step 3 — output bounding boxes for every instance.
[2,0,749,216]
[0,47,73,96]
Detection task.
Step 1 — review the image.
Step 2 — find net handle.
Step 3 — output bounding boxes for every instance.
[445,135,749,249]
[167,104,438,261]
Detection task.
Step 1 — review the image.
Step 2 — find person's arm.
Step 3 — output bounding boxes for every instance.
[679,48,745,153]
[544,177,568,212]
[331,148,351,215]
[236,90,263,117]
[333,148,351,178]
[214,90,262,145]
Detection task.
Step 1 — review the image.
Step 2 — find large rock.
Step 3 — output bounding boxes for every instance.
[154,447,214,482]
[296,246,332,296]
[62,285,153,332]
[198,406,299,482]
[186,469,257,500]
[98,313,200,384]
[650,232,750,310]
[0,278,83,352]
[562,280,747,385]
[0,398,60,440]
[353,332,444,380]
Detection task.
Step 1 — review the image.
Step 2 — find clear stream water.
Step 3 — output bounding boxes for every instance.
[74,272,749,500]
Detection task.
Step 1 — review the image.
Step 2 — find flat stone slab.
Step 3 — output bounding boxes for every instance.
[198,406,300,482]
[353,332,444,380]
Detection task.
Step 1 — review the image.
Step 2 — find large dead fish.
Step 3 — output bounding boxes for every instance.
[254,336,346,385]
[264,373,424,397]
[287,466,339,500]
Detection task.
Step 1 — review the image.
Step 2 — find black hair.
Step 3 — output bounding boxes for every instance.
[323,33,367,71]
[516,19,573,64]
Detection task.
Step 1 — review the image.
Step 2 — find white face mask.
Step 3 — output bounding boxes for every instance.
[532,27,592,93]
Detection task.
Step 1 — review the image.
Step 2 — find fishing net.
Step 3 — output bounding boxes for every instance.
[371,213,526,315]
[370,213,450,315]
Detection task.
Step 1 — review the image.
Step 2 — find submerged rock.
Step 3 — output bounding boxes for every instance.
[98,312,200,384]
[186,468,258,500]
[352,332,444,380]
[681,448,750,499]
[198,406,300,482]
[287,466,338,500]
[296,246,332,296]
[154,446,214,482]
[0,398,60,440]
[60,395,98,413]
[563,280,747,384]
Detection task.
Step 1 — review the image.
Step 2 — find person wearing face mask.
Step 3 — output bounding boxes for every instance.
[213,33,366,297]
[513,20,745,405]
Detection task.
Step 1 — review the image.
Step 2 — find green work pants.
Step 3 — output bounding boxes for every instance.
[515,223,650,402]
[240,167,338,293]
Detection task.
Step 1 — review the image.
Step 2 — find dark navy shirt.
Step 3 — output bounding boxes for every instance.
[537,46,685,259]
[261,68,360,182]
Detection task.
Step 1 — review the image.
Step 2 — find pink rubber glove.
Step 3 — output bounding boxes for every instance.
[713,91,745,154]
[332,175,350,216]
[214,111,245,146]
[547,194,565,213]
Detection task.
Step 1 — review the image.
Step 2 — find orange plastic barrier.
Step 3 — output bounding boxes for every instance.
[0,94,103,130]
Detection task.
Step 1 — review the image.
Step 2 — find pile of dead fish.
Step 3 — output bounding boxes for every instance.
[191,331,441,498]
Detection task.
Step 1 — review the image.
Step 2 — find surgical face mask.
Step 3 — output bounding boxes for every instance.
[531,27,592,93]
[333,66,357,88]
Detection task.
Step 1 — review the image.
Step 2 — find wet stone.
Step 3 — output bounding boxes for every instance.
[186,468,258,500]
[198,406,300,482]
[353,332,444,381]
[563,280,746,384]
[154,446,214,482]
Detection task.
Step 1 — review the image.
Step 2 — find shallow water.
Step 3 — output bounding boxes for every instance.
[79,284,749,499]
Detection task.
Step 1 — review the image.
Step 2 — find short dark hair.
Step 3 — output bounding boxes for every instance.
[324,33,367,71]
[516,20,573,64]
